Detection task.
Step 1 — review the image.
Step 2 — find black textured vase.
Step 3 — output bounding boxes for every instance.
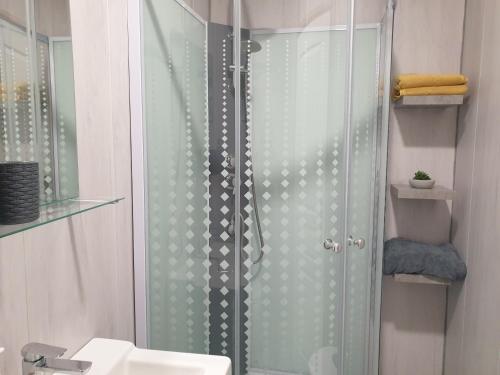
[0,162,40,224]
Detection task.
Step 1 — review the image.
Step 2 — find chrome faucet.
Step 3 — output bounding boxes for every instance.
[21,343,92,375]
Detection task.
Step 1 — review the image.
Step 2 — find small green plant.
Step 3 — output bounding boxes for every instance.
[413,170,432,180]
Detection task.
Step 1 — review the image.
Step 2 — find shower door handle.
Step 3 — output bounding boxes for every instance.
[323,239,342,253]
[348,235,365,249]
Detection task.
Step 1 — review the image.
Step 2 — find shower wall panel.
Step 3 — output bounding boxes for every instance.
[143,0,210,354]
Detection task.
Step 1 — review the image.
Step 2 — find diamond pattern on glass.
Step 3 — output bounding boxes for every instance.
[142,11,381,375]
[215,36,231,357]
[37,42,56,202]
[343,29,380,375]
[0,45,9,162]
[144,1,210,356]
[246,31,355,373]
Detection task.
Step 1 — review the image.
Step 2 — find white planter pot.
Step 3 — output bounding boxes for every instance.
[409,178,435,189]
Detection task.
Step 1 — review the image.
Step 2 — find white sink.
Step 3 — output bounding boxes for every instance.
[63,338,231,375]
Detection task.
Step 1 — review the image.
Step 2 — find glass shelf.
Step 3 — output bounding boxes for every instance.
[0,198,123,238]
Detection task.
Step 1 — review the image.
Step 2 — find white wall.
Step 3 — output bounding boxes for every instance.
[380,1,465,374]
[0,0,134,373]
[445,0,500,373]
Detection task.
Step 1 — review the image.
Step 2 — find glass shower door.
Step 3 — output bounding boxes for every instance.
[342,26,382,375]
[241,29,348,375]
[239,3,390,375]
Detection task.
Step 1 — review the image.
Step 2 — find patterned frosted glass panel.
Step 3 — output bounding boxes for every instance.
[50,39,78,199]
[0,15,79,203]
[0,19,35,163]
[343,28,379,375]
[37,40,56,202]
[244,30,348,375]
[143,0,210,354]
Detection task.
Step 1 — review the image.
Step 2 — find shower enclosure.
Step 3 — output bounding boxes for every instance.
[129,0,394,374]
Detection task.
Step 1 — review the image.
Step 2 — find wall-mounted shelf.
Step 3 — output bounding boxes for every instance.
[0,198,123,239]
[394,95,464,108]
[392,273,451,286]
[391,184,456,200]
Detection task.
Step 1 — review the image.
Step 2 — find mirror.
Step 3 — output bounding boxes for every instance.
[32,0,78,202]
[0,0,78,203]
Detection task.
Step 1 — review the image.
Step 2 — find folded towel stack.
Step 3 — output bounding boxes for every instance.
[383,238,467,281]
[392,74,468,101]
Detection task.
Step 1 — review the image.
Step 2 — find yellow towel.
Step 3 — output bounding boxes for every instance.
[395,74,468,89]
[393,85,468,101]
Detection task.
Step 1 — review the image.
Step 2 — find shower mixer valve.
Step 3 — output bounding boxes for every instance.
[224,173,236,192]
[225,155,236,170]
[223,155,236,193]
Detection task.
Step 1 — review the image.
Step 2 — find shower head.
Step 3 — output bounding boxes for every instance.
[243,40,262,54]
[228,33,262,54]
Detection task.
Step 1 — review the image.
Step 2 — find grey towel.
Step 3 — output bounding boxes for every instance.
[383,238,467,281]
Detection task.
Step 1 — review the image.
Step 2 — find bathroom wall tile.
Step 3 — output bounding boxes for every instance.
[0,0,27,25]
[69,0,114,199]
[22,204,132,355]
[385,107,457,245]
[0,234,28,375]
[354,0,387,24]
[190,0,210,22]
[446,0,500,372]
[107,0,135,342]
[444,1,486,374]
[450,0,485,263]
[23,214,116,356]
[210,0,232,25]
[380,277,446,375]
[70,0,134,343]
[35,0,72,36]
